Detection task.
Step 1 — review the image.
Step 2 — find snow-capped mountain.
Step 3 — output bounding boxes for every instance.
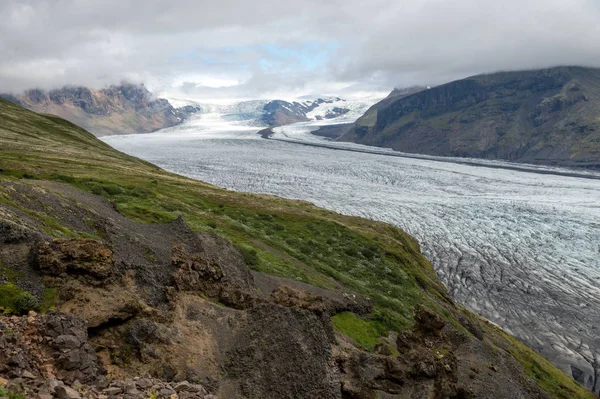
[164,96,380,129]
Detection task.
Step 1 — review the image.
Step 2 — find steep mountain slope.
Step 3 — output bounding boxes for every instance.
[311,87,425,139]
[339,67,600,168]
[0,97,596,398]
[1,83,200,136]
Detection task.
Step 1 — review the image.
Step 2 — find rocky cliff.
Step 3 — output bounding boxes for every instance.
[1,83,200,136]
[0,97,596,398]
[339,67,600,168]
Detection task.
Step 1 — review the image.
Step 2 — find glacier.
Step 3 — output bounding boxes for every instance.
[103,104,600,393]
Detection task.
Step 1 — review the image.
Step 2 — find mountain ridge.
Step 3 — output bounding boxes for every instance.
[337,66,600,168]
[1,83,201,136]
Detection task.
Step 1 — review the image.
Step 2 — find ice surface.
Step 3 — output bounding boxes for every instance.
[103,113,600,392]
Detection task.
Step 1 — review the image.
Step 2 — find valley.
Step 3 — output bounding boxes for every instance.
[105,109,600,394]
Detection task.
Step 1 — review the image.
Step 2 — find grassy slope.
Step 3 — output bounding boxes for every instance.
[0,97,594,398]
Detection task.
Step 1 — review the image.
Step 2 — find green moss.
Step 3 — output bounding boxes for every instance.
[331,312,386,351]
[0,283,39,314]
[41,288,57,313]
[0,386,26,399]
[0,262,22,282]
[237,245,259,267]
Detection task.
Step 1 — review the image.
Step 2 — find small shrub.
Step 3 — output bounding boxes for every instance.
[344,247,358,257]
[300,245,312,254]
[130,186,152,198]
[361,244,379,259]
[371,308,403,332]
[14,292,39,314]
[22,172,39,180]
[101,184,124,196]
[238,247,259,267]
[0,386,26,399]
[41,288,57,312]
[50,173,76,183]
[90,186,104,195]
[257,213,273,221]
[0,283,39,314]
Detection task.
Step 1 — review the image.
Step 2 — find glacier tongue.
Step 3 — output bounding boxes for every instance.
[103,113,600,394]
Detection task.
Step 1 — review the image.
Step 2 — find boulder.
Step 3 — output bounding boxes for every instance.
[414,305,446,335]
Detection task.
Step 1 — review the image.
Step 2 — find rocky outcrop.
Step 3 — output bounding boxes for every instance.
[224,304,340,399]
[0,311,104,386]
[269,285,372,316]
[0,180,375,397]
[340,67,600,168]
[336,308,551,399]
[38,239,114,279]
[0,311,212,398]
[1,83,200,136]
[171,233,257,309]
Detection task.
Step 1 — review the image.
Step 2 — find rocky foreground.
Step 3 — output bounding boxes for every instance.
[0,312,211,398]
[0,179,571,398]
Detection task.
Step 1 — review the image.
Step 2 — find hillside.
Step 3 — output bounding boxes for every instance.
[339,67,600,168]
[0,97,596,398]
[1,83,200,136]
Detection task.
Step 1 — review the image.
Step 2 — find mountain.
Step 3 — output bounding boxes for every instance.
[312,87,425,139]
[261,98,349,127]
[0,99,596,398]
[338,67,600,168]
[1,83,200,136]
[165,97,354,129]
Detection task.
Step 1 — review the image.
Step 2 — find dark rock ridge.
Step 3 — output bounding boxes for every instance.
[339,67,600,168]
[262,97,348,127]
[1,83,200,136]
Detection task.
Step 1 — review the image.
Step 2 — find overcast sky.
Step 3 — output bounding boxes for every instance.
[2,0,600,102]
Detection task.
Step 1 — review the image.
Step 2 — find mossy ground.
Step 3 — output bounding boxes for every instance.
[0,283,38,315]
[332,311,386,351]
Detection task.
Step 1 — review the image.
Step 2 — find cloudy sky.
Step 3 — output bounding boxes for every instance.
[2,0,600,102]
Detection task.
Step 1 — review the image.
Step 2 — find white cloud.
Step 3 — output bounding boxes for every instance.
[1,0,600,100]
